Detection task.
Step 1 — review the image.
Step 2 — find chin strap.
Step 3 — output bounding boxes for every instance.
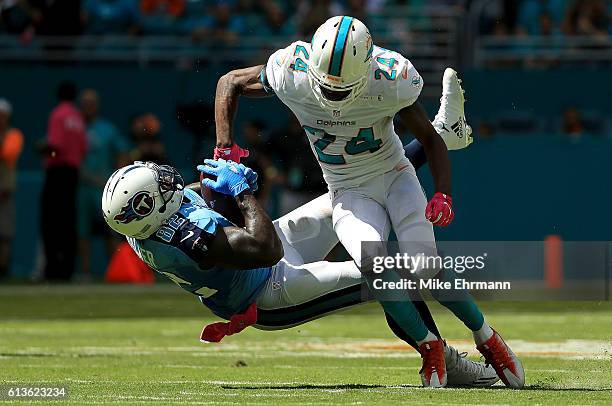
[200,303,258,343]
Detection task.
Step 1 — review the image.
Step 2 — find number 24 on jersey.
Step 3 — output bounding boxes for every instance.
[304,126,382,164]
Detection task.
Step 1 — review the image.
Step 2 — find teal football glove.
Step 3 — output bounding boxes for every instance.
[197,159,250,197]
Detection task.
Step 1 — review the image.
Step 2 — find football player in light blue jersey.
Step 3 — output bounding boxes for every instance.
[102,143,502,388]
[102,160,281,320]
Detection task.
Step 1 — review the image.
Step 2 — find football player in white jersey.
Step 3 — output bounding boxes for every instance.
[212,16,524,389]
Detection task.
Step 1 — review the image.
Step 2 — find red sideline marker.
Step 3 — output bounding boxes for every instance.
[544,235,563,289]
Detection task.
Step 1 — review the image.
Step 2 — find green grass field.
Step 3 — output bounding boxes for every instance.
[1,285,611,404]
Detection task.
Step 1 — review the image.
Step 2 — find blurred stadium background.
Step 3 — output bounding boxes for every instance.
[0,0,610,287]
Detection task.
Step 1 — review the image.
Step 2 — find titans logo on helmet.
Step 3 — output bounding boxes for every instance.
[114,191,155,224]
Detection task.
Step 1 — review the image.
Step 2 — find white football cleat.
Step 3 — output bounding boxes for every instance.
[477,329,525,389]
[432,68,473,150]
[418,339,447,388]
[445,344,500,387]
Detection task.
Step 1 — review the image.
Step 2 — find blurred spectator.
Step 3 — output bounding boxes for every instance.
[241,119,283,211]
[40,82,87,281]
[81,0,141,35]
[563,0,608,38]
[129,112,168,164]
[141,0,184,17]
[140,0,185,34]
[191,2,245,44]
[0,0,43,37]
[297,0,335,36]
[492,21,510,38]
[343,0,369,27]
[538,12,560,37]
[269,116,326,213]
[78,89,130,279]
[517,0,566,35]
[234,0,260,33]
[0,98,23,280]
[258,1,294,36]
[562,107,585,140]
[35,0,82,36]
[525,12,563,68]
[474,0,514,35]
[479,0,611,68]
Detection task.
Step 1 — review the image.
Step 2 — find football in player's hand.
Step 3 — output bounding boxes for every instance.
[200,171,245,227]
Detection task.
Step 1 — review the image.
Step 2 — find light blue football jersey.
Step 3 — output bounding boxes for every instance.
[127,188,272,319]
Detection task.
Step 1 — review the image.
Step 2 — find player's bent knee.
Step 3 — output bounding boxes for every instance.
[358,244,387,277]
[411,262,441,280]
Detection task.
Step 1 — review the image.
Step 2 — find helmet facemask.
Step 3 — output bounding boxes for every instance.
[308,67,367,110]
[307,16,372,110]
[135,161,184,215]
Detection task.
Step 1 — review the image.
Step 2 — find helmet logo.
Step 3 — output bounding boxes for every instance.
[114,191,155,224]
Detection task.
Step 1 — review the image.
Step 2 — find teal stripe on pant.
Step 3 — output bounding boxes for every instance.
[430,270,485,331]
[362,270,429,342]
[255,285,362,329]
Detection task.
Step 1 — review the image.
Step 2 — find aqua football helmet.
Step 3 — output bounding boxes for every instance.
[308,16,373,109]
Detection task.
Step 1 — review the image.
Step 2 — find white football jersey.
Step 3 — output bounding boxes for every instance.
[265,41,424,188]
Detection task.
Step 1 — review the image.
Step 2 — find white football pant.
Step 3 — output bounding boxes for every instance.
[331,164,438,278]
[255,194,364,329]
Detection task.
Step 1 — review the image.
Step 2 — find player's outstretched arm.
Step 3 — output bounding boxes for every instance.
[399,102,455,227]
[215,65,271,148]
[399,102,451,194]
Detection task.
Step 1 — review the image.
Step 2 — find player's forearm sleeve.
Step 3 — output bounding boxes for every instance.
[259,66,274,94]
